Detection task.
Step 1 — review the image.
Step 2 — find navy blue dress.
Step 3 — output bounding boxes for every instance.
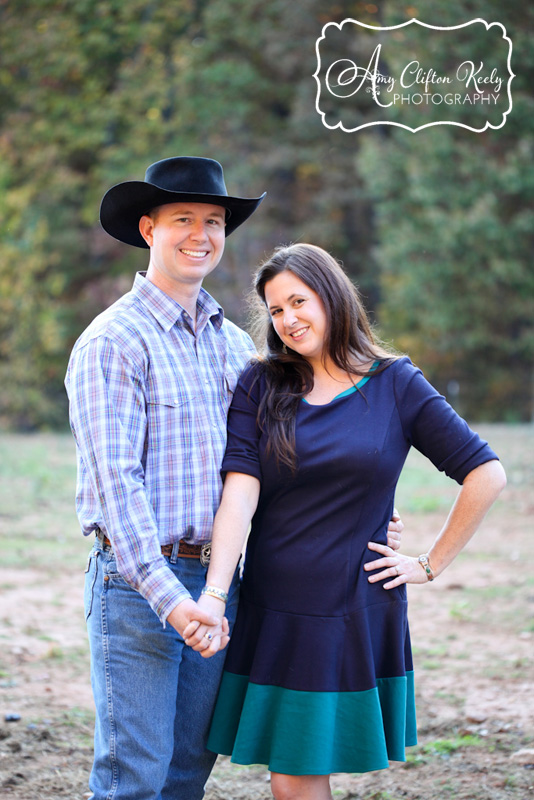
[207,357,498,775]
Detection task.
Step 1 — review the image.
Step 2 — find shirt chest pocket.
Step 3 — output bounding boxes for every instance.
[146,380,198,439]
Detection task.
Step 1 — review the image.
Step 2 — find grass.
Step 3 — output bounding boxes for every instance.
[405,733,485,767]
[0,426,532,800]
[395,422,533,513]
[447,583,534,634]
[0,433,77,508]
[449,599,472,622]
[395,448,457,512]
[1,423,530,536]
[41,643,89,665]
[0,433,87,570]
[59,707,95,728]
[49,707,96,749]
[433,691,464,707]
[421,660,442,671]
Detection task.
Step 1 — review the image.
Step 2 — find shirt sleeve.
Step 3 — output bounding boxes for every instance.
[393,358,499,485]
[221,363,264,481]
[66,335,191,623]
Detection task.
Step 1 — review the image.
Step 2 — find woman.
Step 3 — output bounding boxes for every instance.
[185,244,506,800]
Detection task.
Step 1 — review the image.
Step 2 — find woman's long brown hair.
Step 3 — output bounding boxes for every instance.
[249,243,399,471]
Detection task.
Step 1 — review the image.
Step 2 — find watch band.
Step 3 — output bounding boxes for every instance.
[418,553,435,581]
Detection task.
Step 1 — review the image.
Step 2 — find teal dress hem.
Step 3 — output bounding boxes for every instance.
[208,670,417,775]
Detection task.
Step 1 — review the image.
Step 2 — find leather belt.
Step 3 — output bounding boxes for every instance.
[99,535,211,565]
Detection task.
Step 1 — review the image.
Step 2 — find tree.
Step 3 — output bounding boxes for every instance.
[0,0,386,427]
[358,0,534,420]
[0,0,531,426]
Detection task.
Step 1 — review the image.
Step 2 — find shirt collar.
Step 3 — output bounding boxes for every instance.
[132,272,224,333]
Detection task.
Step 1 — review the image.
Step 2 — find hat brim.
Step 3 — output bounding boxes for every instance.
[100,182,266,248]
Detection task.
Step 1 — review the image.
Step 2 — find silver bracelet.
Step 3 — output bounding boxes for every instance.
[418,553,435,581]
[201,585,229,603]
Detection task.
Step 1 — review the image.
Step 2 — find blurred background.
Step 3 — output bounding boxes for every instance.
[0,0,532,431]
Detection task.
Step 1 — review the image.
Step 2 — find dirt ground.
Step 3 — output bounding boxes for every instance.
[0,427,533,800]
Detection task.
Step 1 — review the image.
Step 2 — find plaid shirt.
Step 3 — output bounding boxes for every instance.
[65,272,255,622]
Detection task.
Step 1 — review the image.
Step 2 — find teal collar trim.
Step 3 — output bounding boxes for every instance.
[302,360,380,405]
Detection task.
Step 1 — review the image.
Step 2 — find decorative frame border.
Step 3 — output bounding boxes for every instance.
[313,18,515,133]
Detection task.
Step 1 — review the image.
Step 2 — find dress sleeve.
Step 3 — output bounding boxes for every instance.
[221,362,264,481]
[393,358,499,485]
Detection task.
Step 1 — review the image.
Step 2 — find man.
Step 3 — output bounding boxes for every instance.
[66,156,403,800]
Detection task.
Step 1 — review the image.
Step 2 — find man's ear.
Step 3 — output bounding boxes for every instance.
[139,214,154,247]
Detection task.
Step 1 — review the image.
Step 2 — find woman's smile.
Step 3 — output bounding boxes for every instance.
[288,325,310,341]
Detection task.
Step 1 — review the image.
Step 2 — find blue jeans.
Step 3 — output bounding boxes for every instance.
[84,541,239,800]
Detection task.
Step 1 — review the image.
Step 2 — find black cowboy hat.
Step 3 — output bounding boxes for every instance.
[100,156,266,248]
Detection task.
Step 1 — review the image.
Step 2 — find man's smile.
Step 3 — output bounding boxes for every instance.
[180,249,209,259]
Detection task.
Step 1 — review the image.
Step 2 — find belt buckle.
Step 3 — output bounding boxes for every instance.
[200,542,211,567]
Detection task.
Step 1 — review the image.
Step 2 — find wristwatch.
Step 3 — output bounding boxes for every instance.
[418,553,435,581]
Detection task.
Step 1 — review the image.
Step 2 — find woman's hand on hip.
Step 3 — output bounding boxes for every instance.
[364,541,429,588]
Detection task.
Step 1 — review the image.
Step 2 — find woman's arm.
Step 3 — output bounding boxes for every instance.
[184,471,260,655]
[207,471,260,591]
[365,460,507,587]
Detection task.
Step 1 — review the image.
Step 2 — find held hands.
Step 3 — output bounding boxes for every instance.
[183,594,230,658]
[168,598,230,658]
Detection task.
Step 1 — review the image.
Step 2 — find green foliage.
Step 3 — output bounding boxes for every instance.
[0,0,531,427]
[405,732,485,769]
[358,0,534,420]
[0,0,206,427]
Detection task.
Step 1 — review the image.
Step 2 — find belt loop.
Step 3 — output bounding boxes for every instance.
[170,541,180,564]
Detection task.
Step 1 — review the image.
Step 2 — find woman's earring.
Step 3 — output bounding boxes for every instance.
[282,343,287,354]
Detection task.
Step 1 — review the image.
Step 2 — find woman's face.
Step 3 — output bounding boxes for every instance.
[264,271,328,365]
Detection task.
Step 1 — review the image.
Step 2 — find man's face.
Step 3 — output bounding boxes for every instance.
[140,202,226,292]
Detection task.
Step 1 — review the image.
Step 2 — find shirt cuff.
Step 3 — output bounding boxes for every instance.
[136,562,193,625]
[159,590,193,628]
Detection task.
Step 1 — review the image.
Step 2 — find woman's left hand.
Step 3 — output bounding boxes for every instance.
[364,541,429,588]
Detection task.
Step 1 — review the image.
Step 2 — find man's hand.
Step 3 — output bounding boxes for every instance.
[386,507,404,550]
[179,595,230,658]
[167,598,223,644]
